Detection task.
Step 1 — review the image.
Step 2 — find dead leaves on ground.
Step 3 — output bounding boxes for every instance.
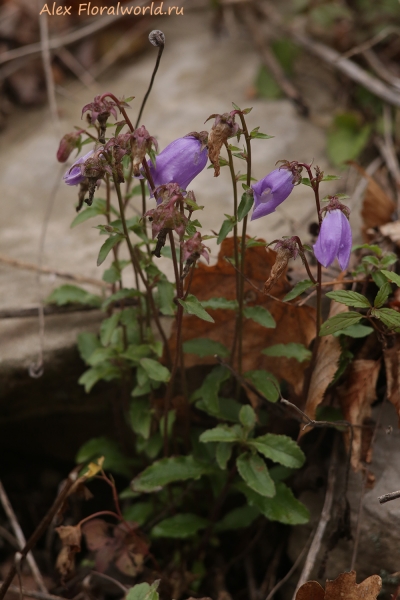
[296,571,382,600]
[170,237,316,399]
[384,340,400,427]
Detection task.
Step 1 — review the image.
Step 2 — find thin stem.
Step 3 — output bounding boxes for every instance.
[113,174,171,366]
[225,143,240,298]
[135,36,165,128]
[100,92,135,132]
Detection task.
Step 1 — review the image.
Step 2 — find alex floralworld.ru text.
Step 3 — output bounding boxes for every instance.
[39,2,184,16]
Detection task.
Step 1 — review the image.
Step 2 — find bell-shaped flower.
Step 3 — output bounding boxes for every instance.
[145,133,208,195]
[313,207,352,271]
[251,167,295,220]
[63,149,94,186]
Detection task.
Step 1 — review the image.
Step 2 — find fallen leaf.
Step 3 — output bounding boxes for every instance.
[296,571,382,599]
[170,237,316,399]
[384,341,400,426]
[55,525,82,579]
[299,288,348,436]
[338,359,381,471]
[380,220,400,247]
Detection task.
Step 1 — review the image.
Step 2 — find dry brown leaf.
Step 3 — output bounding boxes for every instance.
[299,293,348,436]
[296,571,382,599]
[338,359,381,471]
[170,237,316,399]
[349,162,395,235]
[380,220,400,247]
[55,525,82,579]
[384,341,400,426]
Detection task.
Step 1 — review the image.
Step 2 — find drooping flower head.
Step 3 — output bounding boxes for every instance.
[81,94,131,143]
[206,111,240,177]
[251,161,303,220]
[63,149,95,186]
[313,197,352,271]
[145,132,208,198]
[181,232,210,279]
[56,130,84,163]
[264,236,300,294]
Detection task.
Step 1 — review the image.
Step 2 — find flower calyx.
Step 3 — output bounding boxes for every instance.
[181,232,209,279]
[145,194,188,258]
[275,160,303,186]
[320,195,350,219]
[206,111,240,177]
[81,95,130,143]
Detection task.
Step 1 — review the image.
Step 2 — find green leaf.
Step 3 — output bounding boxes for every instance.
[249,434,305,468]
[77,332,100,362]
[216,443,233,470]
[250,131,274,140]
[126,581,159,600]
[183,338,230,358]
[236,452,275,497]
[283,280,314,301]
[191,366,230,414]
[239,405,256,429]
[371,308,400,332]
[244,370,280,402]
[327,114,371,167]
[156,280,176,316]
[78,364,120,392]
[151,514,208,539]
[97,234,124,266]
[46,284,101,307]
[70,199,107,228]
[123,502,153,526]
[76,436,132,477]
[372,270,387,288]
[326,290,371,308]
[262,343,311,363]
[179,294,214,323]
[100,312,120,346]
[319,312,363,336]
[131,455,213,492]
[159,410,176,439]
[374,281,392,308]
[322,174,340,181]
[332,323,373,338]
[200,424,242,443]
[237,192,254,221]
[381,270,400,287]
[102,288,141,311]
[255,64,282,99]
[140,358,170,382]
[301,177,312,187]
[215,505,259,532]
[217,219,236,244]
[243,306,276,328]
[353,243,382,256]
[201,297,238,310]
[129,398,152,439]
[240,481,309,525]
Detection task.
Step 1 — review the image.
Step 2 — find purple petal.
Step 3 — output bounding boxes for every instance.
[251,168,294,220]
[337,211,352,270]
[63,149,93,186]
[313,209,342,268]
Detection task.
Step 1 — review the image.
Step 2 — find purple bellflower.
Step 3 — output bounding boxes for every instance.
[145,133,208,197]
[313,199,352,271]
[63,149,94,186]
[251,162,302,220]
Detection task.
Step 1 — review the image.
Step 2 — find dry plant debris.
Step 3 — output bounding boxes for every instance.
[296,571,382,600]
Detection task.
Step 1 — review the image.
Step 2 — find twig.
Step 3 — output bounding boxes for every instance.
[292,437,339,598]
[88,571,127,593]
[0,254,110,289]
[378,490,400,504]
[38,0,59,135]
[259,2,400,108]
[0,526,19,550]
[0,583,67,600]
[340,26,400,60]
[0,482,48,593]
[265,530,314,600]
[245,556,258,600]
[363,50,400,91]
[0,469,79,600]
[55,47,97,89]
[240,6,308,116]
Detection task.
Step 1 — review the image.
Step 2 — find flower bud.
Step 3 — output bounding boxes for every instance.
[56,130,84,163]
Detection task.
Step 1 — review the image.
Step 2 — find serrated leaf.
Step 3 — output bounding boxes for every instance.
[179,294,214,323]
[46,284,101,307]
[182,338,229,358]
[70,199,107,228]
[239,405,256,429]
[332,323,373,338]
[374,281,391,308]
[140,358,170,382]
[326,290,370,308]
[126,581,159,600]
[200,424,242,443]
[152,514,208,539]
[244,370,280,402]
[217,219,235,244]
[236,452,275,497]
[319,312,362,336]
[239,481,309,525]
[131,455,213,492]
[191,366,230,414]
[262,343,311,363]
[381,269,400,287]
[237,192,254,221]
[201,297,238,310]
[243,306,276,328]
[249,434,305,468]
[372,307,400,332]
[215,505,259,532]
[283,280,314,301]
[216,443,233,470]
[97,234,124,266]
